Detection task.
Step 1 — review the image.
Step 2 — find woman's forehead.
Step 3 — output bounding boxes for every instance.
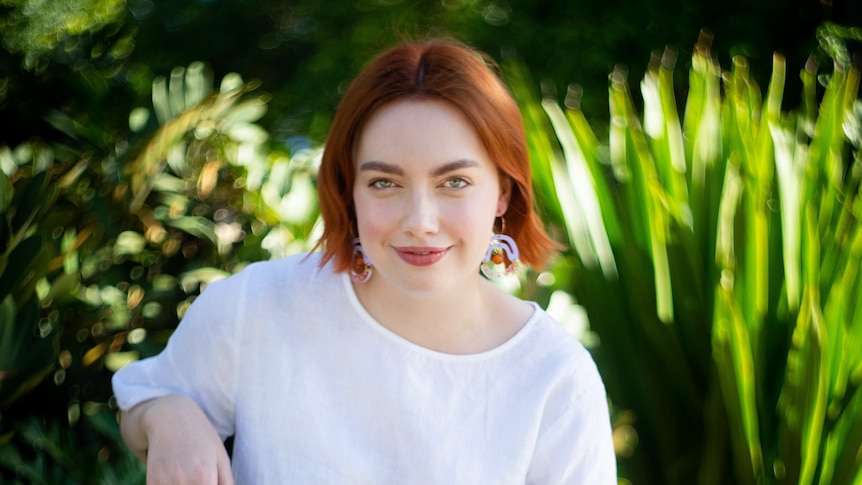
[354,99,491,169]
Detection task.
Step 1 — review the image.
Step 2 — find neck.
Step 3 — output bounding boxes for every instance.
[351,274,531,355]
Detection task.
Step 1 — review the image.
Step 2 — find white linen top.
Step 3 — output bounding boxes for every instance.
[112,252,616,484]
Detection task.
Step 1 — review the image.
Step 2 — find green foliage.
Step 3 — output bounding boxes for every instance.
[0,143,67,408]
[513,31,862,483]
[0,0,858,482]
[0,410,144,485]
[0,0,127,71]
[0,57,320,482]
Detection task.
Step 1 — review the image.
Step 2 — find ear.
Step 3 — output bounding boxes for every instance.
[496,175,512,217]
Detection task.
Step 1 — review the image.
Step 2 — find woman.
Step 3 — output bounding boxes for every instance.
[112,38,616,484]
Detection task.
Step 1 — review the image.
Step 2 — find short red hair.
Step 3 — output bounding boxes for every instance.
[316,39,560,272]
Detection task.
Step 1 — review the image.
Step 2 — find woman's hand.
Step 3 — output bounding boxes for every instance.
[121,394,234,485]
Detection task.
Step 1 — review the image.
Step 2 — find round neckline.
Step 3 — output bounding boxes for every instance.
[339,271,541,362]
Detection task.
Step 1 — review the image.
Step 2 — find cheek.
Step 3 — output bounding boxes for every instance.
[443,202,495,240]
[356,217,384,242]
[353,198,395,243]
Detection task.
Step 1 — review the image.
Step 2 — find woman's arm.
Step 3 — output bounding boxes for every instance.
[121,394,234,485]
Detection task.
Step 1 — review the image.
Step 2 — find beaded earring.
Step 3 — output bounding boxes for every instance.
[350,237,373,283]
[480,218,520,280]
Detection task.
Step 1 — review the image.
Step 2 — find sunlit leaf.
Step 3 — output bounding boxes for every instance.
[180,267,230,293]
[113,231,146,256]
[225,98,268,124]
[220,72,245,93]
[227,122,269,144]
[128,107,150,132]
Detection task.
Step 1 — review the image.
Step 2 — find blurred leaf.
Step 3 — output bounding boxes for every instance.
[0,0,126,70]
[0,234,42,301]
[0,296,56,407]
[128,107,150,133]
[0,441,45,484]
[227,122,269,144]
[513,32,862,484]
[225,97,268,124]
[10,170,47,236]
[113,231,146,256]
[0,147,16,177]
[0,170,7,214]
[541,98,616,278]
[165,216,216,243]
[0,295,17,366]
[180,267,230,290]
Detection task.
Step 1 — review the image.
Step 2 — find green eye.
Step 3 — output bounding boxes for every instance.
[371,179,395,189]
[444,177,469,189]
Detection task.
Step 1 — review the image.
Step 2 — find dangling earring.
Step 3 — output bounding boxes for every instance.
[481,218,520,280]
[350,237,373,283]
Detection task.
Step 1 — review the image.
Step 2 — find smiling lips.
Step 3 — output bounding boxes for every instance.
[394,247,451,266]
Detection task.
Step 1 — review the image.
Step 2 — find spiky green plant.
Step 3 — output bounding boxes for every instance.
[511,29,862,484]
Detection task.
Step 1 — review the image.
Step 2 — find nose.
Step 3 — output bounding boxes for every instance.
[401,189,438,237]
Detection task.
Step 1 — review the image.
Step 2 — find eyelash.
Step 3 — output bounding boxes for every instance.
[367,177,470,190]
[369,179,396,189]
[443,177,469,189]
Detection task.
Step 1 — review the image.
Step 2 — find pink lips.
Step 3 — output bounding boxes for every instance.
[394,246,451,266]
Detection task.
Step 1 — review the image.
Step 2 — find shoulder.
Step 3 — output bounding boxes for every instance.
[206,252,334,292]
[521,306,606,402]
[183,252,346,341]
[239,251,328,278]
[523,310,617,481]
[191,252,339,316]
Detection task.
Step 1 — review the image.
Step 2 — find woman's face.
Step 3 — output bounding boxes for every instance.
[352,98,510,298]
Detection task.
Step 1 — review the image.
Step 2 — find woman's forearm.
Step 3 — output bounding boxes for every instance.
[119,393,234,484]
[120,394,199,461]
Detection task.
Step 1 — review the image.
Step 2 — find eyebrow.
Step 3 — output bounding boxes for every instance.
[358,159,480,177]
[432,159,480,176]
[358,161,403,175]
